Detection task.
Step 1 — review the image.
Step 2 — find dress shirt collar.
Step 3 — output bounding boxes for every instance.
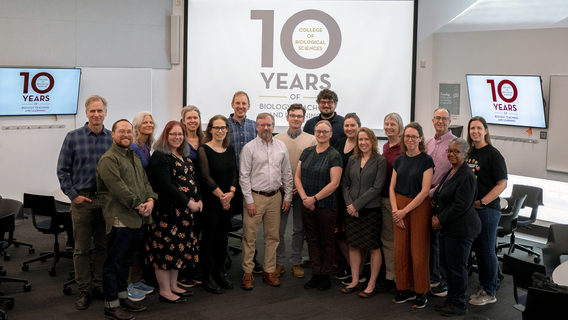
[287,129,302,139]
[83,122,109,136]
[435,130,455,141]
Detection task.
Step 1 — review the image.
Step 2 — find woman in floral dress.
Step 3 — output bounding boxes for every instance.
[147,120,202,303]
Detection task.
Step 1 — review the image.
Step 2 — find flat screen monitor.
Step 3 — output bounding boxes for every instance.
[0,67,81,116]
[466,74,546,128]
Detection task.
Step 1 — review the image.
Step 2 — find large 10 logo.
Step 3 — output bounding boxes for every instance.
[487,79,517,111]
[252,9,342,92]
[20,72,54,102]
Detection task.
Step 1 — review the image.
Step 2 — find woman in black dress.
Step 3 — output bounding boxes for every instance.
[333,112,361,280]
[147,120,202,303]
[341,128,387,297]
[196,115,238,294]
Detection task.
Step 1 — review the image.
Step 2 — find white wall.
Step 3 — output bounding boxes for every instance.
[415,27,568,183]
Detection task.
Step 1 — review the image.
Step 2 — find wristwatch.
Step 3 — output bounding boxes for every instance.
[314,196,318,202]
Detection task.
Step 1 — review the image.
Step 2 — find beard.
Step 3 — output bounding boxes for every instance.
[260,132,272,140]
[321,111,334,118]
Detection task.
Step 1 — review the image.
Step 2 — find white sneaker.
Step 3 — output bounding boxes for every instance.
[469,290,496,306]
[469,288,484,300]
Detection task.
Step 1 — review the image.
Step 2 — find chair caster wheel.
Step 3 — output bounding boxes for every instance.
[29,248,35,254]
[63,287,72,295]
[534,257,541,263]
[49,269,56,277]
[5,300,14,309]
[22,264,29,271]
[3,254,10,261]
[0,269,6,276]
[24,284,31,292]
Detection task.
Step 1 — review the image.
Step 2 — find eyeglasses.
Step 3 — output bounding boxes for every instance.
[446,149,462,155]
[211,126,227,131]
[288,114,305,119]
[168,133,184,137]
[403,135,420,141]
[434,116,449,122]
[257,124,273,128]
[315,130,330,135]
[116,130,132,136]
[318,100,335,106]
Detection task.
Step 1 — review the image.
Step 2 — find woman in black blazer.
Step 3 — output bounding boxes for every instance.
[432,137,481,316]
[340,128,387,297]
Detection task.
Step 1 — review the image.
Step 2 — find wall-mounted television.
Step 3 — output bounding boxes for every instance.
[0,67,81,116]
[466,74,546,128]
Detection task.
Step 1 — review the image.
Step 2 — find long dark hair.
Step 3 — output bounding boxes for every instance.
[400,122,426,153]
[467,116,491,153]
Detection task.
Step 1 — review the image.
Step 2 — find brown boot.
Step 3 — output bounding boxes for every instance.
[242,273,254,290]
[262,271,281,287]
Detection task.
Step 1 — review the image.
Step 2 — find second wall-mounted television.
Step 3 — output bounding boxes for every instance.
[0,67,81,116]
[466,74,546,128]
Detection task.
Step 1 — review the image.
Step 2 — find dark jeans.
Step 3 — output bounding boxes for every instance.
[200,200,232,275]
[472,207,500,296]
[103,226,144,308]
[302,206,337,275]
[441,235,474,308]
[430,229,447,282]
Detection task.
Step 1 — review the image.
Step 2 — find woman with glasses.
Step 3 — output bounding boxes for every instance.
[466,116,507,307]
[432,138,480,316]
[295,120,343,291]
[196,115,238,294]
[390,122,434,309]
[147,121,202,303]
[341,128,387,297]
[181,105,204,163]
[333,113,361,282]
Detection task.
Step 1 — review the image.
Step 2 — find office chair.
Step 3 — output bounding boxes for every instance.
[496,194,527,256]
[0,198,34,261]
[505,185,544,258]
[21,193,73,276]
[541,223,568,273]
[522,287,568,320]
[502,253,546,312]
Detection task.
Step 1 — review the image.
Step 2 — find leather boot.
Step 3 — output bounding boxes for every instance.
[202,274,222,294]
[213,270,233,290]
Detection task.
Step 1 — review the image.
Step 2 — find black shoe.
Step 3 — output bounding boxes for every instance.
[75,291,91,310]
[440,302,468,317]
[376,279,395,293]
[173,290,194,297]
[119,298,146,312]
[159,295,187,303]
[413,293,428,309]
[177,277,198,288]
[304,274,321,289]
[213,270,234,290]
[434,300,452,312]
[202,275,222,294]
[318,275,331,291]
[92,287,104,300]
[253,260,263,274]
[105,307,134,320]
[393,290,416,303]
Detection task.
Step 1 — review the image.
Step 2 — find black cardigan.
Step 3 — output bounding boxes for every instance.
[433,161,481,239]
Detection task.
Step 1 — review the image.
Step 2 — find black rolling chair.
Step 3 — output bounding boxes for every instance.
[540,223,568,273]
[21,193,73,276]
[497,194,527,256]
[502,254,546,312]
[522,287,568,320]
[1,198,35,261]
[504,185,544,257]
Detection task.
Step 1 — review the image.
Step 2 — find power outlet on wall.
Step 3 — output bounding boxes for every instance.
[540,131,547,139]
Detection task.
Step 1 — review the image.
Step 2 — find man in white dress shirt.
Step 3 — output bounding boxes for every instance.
[239,113,293,290]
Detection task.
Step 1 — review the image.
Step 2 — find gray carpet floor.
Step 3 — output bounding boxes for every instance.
[1,213,535,320]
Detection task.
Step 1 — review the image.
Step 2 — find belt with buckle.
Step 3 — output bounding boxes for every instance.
[251,189,279,197]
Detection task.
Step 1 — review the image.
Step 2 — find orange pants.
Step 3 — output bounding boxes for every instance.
[394,194,431,294]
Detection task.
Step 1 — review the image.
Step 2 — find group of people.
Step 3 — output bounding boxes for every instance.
[56,89,507,319]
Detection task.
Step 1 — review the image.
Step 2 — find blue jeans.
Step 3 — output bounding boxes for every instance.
[102,226,144,308]
[429,228,444,282]
[276,196,304,265]
[472,207,500,296]
[441,235,475,308]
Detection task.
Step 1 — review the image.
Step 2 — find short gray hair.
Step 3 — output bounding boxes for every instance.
[449,137,468,154]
